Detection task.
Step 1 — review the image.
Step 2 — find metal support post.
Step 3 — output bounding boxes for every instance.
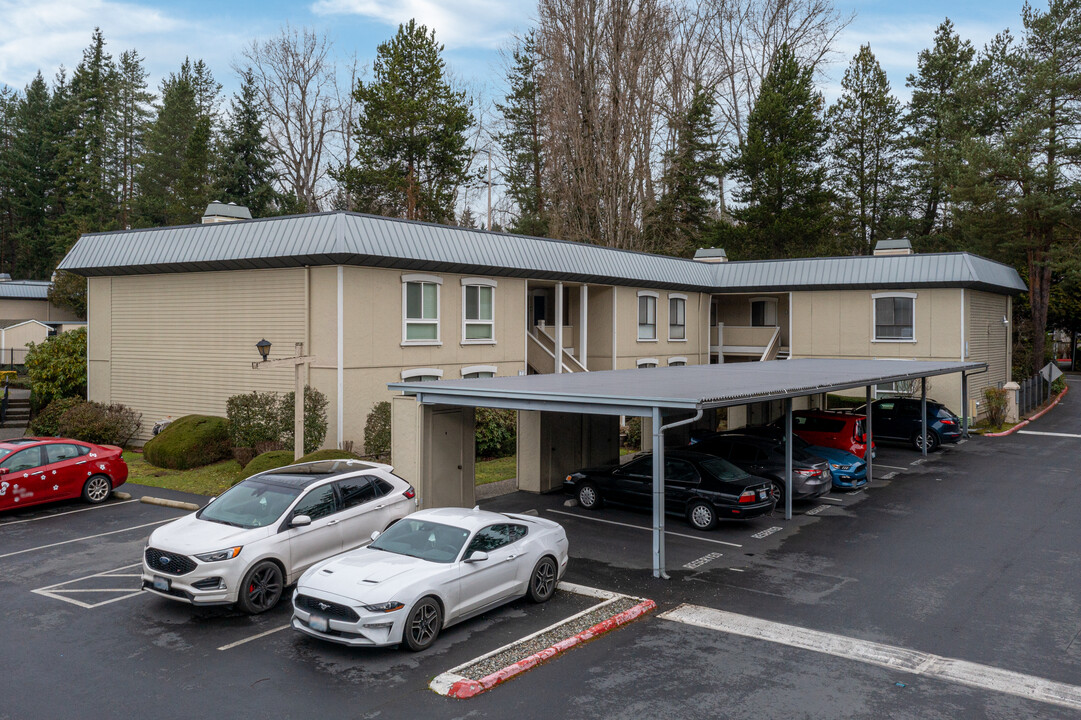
[921,377,928,457]
[651,407,666,579]
[784,398,793,520]
[865,385,873,484]
[555,282,564,373]
[961,372,969,439]
[294,361,304,461]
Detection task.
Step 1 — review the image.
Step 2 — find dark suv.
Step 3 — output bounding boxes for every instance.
[857,398,962,451]
[689,433,832,507]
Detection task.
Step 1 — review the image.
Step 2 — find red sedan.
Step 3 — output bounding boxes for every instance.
[0,438,128,511]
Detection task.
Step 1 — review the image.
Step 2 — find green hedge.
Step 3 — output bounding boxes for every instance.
[29,397,84,437]
[475,408,516,458]
[240,450,295,479]
[298,449,364,463]
[143,415,231,470]
[364,401,391,458]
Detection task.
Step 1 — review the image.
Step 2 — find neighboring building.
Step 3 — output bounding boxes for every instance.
[0,279,82,324]
[57,211,1025,445]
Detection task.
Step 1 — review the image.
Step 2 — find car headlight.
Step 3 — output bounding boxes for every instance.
[194,547,243,562]
[363,601,405,613]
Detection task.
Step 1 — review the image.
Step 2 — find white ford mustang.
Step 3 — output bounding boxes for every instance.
[291,507,570,651]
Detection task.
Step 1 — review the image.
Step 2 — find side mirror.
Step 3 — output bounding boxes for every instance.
[290,515,312,528]
[370,530,381,542]
[465,550,488,563]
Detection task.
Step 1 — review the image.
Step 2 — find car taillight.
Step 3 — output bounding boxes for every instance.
[795,469,822,478]
[738,490,756,504]
[403,486,416,499]
[940,418,956,425]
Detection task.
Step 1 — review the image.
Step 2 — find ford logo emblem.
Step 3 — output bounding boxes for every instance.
[159,556,170,565]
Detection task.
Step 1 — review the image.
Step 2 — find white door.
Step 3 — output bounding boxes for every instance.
[283,484,342,578]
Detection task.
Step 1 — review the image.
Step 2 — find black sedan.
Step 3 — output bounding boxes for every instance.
[564,449,776,530]
[689,433,832,507]
[854,398,962,451]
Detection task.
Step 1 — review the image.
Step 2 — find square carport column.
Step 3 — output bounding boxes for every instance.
[517,411,621,493]
[391,395,475,510]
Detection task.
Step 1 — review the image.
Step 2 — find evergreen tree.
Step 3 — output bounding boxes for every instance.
[645,87,723,256]
[496,31,546,236]
[827,45,905,255]
[216,68,278,216]
[904,19,976,243]
[338,20,475,223]
[726,44,832,259]
[9,74,57,278]
[115,50,154,228]
[0,86,17,273]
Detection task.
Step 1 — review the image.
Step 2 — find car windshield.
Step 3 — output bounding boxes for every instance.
[697,455,750,481]
[368,518,470,564]
[197,479,301,529]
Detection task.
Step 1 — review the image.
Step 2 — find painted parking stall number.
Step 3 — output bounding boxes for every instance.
[752,526,782,539]
[683,552,723,570]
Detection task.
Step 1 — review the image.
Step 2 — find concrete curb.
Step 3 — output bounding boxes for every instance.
[113,491,132,500]
[985,384,1069,437]
[437,596,656,699]
[139,496,200,511]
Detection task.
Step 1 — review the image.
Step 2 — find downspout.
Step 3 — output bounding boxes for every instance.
[337,265,344,449]
[652,407,704,579]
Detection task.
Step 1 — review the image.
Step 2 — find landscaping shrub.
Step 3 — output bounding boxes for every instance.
[984,387,1008,429]
[622,417,642,449]
[279,385,329,455]
[1052,376,1067,395]
[226,391,283,448]
[232,447,256,469]
[144,415,231,470]
[364,401,392,458]
[25,327,87,406]
[239,450,294,480]
[298,449,363,463]
[29,396,84,437]
[57,402,142,446]
[475,408,516,458]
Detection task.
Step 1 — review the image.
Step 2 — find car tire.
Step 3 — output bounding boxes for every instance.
[577,482,603,510]
[687,501,717,531]
[81,475,112,505]
[236,561,284,615]
[403,596,442,652]
[527,556,558,603]
[911,430,940,452]
[770,481,785,510]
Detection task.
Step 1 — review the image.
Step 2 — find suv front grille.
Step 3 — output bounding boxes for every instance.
[295,594,360,622]
[145,547,197,576]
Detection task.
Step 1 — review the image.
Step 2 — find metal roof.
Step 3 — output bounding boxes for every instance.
[57,211,1026,294]
[874,238,912,251]
[203,202,252,220]
[389,358,987,416]
[0,280,51,300]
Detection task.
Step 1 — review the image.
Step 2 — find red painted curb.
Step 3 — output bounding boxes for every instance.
[985,384,1069,437]
[447,598,657,699]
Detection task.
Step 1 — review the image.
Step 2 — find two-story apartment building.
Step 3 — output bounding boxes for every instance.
[57,210,1025,447]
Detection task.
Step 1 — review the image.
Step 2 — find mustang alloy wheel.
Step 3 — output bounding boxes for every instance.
[404,597,442,652]
[528,556,557,603]
[237,561,283,614]
[82,475,112,504]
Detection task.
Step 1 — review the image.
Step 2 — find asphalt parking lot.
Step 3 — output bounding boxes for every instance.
[3,388,1080,719]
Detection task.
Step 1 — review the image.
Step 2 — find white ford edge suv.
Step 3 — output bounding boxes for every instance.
[141,459,416,613]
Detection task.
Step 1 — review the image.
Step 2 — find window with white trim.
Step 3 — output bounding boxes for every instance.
[874,294,915,341]
[637,358,658,368]
[403,277,441,343]
[463,371,494,379]
[668,356,687,367]
[462,364,497,379]
[401,368,443,382]
[669,295,686,340]
[463,283,495,342]
[638,292,657,340]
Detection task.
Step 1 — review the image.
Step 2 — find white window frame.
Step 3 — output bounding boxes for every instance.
[872,292,917,343]
[637,357,659,368]
[637,291,658,342]
[460,277,497,345]
[749,296,779,327]
[401,274,442,346]
[668,293,687,341]
[401,368,444,381]
[668,356,688,366]
[461,364,497,379]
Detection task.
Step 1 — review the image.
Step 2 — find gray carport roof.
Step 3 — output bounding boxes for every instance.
[390,358,988,416]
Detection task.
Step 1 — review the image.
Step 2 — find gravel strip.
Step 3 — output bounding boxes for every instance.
[457,595,642,679]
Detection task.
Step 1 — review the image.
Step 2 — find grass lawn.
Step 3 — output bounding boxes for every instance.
[123,451,244,497]
[475,455,516,486]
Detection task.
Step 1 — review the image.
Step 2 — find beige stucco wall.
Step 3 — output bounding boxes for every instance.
[712,292,791,348]
[0,297,82,323]
[613,286,709,368]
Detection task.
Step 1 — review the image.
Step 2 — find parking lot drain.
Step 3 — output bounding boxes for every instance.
[430,584,654,699]
[139,496,201,512]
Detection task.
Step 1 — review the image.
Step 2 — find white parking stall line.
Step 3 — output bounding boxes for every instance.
[0,519,174,559]
[873,464,908,471]
[0,499,140,526]
[1017,430,1081,439]
[546,509,742,548]
[816,497,843,504]
[31,562,145,609]
[217,625,292,651]
[659,605,1081,712]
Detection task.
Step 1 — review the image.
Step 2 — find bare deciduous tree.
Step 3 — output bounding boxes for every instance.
[242,26,338,212]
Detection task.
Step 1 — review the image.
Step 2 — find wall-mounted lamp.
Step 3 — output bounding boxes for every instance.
[256,338,272,362]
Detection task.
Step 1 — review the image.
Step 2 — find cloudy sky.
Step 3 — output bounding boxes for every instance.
[0,0,1024,104]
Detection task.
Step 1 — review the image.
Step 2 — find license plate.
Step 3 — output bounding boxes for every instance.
[152,576,170,592]
[309,615,328,632]
[758,490,767,500]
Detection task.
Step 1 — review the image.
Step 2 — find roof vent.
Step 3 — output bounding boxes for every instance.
[693,247,728,263]
[873,238,913,256]
[202,201,253,224]
[0,273,11,282]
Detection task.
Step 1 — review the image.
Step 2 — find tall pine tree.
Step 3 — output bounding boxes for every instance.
[216,68,278,216]
[115,50,153,228]
[726,44,832,259]
[827,45,904,255]
[496,31,546,236]
[339,20,475,223]
[9,74,57,278]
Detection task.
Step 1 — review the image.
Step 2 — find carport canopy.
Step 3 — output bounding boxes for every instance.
[390,359,986,578]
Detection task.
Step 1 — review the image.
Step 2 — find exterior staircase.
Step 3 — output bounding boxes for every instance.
[2,391,30,428]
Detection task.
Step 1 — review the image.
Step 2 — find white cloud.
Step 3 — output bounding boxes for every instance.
[311,0,531,50]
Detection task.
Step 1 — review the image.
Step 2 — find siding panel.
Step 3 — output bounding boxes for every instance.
[967,290,1010,408]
